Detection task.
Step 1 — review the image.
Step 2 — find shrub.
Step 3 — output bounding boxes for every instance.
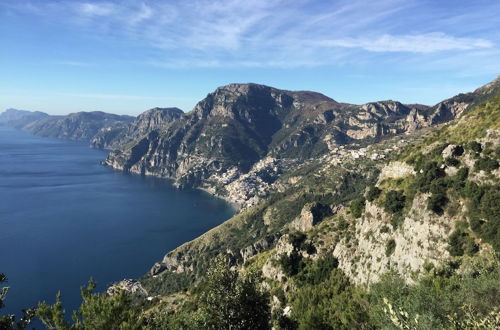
[350,197,365,218]
[280,251,304,276]
[366,186,382,202]
[385,239,396,256]
[474,157,499,172]
[383,190,406,214]
[445,157,460,166]
[295,255,339,285]
[427,192,448,215]
[467,141,482,153]
[290,269,370,329]
[414,162,445,193]
[288,232,307,249]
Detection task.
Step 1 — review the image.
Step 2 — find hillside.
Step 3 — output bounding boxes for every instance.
[3,78,499,329]
[102,81,500,208]
[119,78,500,329]
[24,111,134,142]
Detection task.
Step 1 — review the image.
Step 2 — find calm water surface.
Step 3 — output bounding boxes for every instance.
[0,126,234,317]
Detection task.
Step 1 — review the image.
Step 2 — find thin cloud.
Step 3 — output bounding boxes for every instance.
[320,33,493,53]
[2,0,498,68]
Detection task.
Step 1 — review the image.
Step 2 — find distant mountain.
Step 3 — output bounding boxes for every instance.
[24,111,135,142]
[103,81,495,197]
[0,108,49,128]
[91,107,184,149]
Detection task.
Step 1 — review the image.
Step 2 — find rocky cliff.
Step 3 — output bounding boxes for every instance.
[104,80,499,208]
[91,107,184,149]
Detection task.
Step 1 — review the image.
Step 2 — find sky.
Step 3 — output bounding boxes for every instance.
[1,0,499,116]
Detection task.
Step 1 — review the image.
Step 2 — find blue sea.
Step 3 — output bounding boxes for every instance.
[0,126,234,319]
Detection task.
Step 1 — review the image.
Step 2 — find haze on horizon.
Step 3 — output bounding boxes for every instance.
[1,0,499,116]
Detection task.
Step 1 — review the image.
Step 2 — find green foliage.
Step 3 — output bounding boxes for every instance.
[426,178,449,215]
[294,255,339,286]
[414,161,445,193]
[445,157,459,167]
[366,186,381,202]
[448,229,478,257]
[140,270,193,296]
[280,251,305,277]
[290,268,369,329]
[474,156,499,172]
[383,190,406,214]
[0,273,35,330]
[195,256,271,330]
[37,279,142,330]
[460,182,500,251]
[369,259,500,329]
[385,239,396,257]
[467,140,483,153]
[288,232,307,249]
[350,197,365,218]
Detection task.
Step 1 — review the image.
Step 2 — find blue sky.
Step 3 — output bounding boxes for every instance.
[1,0,499,115]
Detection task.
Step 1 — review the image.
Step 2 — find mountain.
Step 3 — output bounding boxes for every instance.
[19,77,499,329]
[23,111,134,142]
[125,77,499,328]
[0,108,49,128]
[91,107,184,149]
[103,81,496,207]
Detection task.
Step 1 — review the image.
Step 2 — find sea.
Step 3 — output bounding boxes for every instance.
[0,126,234,320]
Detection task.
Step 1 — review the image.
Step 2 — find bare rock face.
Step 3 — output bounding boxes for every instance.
[333,194,460,285]
[239,235,279,262]
[103,82,475,196]
[292,202,332,232]
[92,107,183,149]
[107,279,148,297]
[377,161,416,182]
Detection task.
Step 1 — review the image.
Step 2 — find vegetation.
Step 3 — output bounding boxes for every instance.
[349,197,365,218]
[37,280,142,330]
[369,258,500,329]
[0,273,35,330]
[366,186,381,202]
[385,239,396,257]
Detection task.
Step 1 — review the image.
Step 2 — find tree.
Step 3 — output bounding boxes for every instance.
[0,273,35,330]
[197,255,271,330]
[37,279,142,330]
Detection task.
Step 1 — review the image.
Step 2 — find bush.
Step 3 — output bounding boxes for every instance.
[0,274,35,330]
[445,157,460,166]
[385,239,396,256]
[350,198,365,218]
[474,157,499,172]
[290,269,370,329]
[288,232,307,249]
[467,141,482,153]
[295,255,339,286]
[366,186,382,202]
[414,161,445,193]
[280,251,304,276]
[37,280,142,330]
[427,192,448,215]
[369,260,500,329]
[383,190,406,214]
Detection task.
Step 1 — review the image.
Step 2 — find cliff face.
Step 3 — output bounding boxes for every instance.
[102,84,453,193]
[103,81,499,208]
[91,107,184,149]
[136,78,499,302]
